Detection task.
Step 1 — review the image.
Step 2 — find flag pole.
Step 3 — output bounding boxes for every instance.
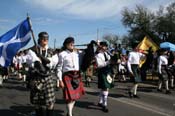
[26,13,38,53]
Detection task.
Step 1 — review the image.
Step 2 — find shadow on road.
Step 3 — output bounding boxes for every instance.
[0,109,22,116]
[138,86,155,92]
[0,105,65,116]
[109,93,128,98]
[2,85,28,92]
[76,100,102,111]
[86,91,128,99]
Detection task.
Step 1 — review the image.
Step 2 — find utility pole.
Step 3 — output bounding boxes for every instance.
[97,28,99,40]
[54,38,56,49]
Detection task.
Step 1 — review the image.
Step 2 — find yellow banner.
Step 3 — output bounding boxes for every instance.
[136,36,159,53]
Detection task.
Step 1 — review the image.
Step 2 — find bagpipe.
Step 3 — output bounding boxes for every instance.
[78,40,98,72]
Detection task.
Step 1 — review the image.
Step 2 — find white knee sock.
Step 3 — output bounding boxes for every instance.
[0,76,3,85]
[103,91,109,107]
[23,75,26,82]
[67,101,75,116]
[171,79,174,87]
[133,84,138,95]
[99,91,103,104]
[18,73,22,79]
[165,80,169,90]
[158,80,162,89]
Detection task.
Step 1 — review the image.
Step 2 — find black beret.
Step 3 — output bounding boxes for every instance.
[63,37,74,46]
[38,32,49,39]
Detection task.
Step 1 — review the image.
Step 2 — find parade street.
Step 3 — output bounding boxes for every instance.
[0,76,174,116]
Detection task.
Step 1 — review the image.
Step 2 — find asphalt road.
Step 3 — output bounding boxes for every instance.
[0,76,174,116]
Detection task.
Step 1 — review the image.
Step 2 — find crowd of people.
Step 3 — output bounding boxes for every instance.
[0,31,175,116]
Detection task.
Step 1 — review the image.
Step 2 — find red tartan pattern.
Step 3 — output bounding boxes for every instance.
[63,73,85,101]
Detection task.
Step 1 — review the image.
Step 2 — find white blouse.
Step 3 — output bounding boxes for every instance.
[95,51,110,68]
[127,51,145,73]
[158,55,168,74]
[56,50,80,81]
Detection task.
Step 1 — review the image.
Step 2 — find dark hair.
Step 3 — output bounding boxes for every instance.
[38,32,49,44]
[62,37,74,50]
[100,41,108,47]
[131,42,138,49]
[81,40,97,71]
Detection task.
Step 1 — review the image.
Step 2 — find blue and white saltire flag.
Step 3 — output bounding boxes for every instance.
[0,19,31,67]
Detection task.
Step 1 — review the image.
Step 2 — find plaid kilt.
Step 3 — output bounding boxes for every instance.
[30,75,55,106]
[63,72,85,101]
[98,66,114,89]
[130,64,141,83]
[158,65,168,81]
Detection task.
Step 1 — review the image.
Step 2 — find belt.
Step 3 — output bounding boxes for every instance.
[66,70,80,75]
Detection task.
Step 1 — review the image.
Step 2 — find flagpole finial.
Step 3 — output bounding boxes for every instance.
[27,13,30,19]
[26,13,38,51]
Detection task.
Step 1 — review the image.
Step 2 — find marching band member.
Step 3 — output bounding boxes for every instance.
[157,49,171,94]
[95,41,114,113]
[127,43,145,98]
[56,37,85,116]
[26,32,55,116]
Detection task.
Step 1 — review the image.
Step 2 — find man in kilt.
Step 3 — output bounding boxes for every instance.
[127,43,145,98]
[56,37,85,116]
[27,32,55,116]
[157,49,171,94]
[95,41,114,113]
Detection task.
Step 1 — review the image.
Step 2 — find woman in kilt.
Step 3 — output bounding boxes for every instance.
[27,32,55,116]
[56,37,85,116]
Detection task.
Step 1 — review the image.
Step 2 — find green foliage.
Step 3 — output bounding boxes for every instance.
[121,2,175,47]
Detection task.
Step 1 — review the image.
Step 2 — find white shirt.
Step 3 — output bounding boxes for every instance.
[48,54,59,69]
[25,50,41,67]
[127,51,144,73]
[119,62,126,71]
[158,55,168,74]
[56,50,80,81]
[95,51,110,68]
[21,54,28,64]
[16,55,23,68]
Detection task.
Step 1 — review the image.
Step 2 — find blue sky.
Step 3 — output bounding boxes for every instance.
[0,0,174,49]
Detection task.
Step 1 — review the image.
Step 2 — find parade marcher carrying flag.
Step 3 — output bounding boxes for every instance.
[0,15,56,116]
[27,31,56,116]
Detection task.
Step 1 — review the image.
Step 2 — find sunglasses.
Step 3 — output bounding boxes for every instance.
[41,38,48,41]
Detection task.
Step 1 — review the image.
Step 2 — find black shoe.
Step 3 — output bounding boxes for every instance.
[133,95,140,98]
[35,108,44,116]
[98,103,103,107]
[66,113,73,116]
[128,91,133,98]
[157,89,162,92]
[170,86,175,90]
[102,106,109,113]
[165,90,171,94]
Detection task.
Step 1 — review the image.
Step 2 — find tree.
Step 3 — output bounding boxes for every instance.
[154,2,175,43]
[121,2,175,46]
[102,34,119,47]
[122,5,156,43]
